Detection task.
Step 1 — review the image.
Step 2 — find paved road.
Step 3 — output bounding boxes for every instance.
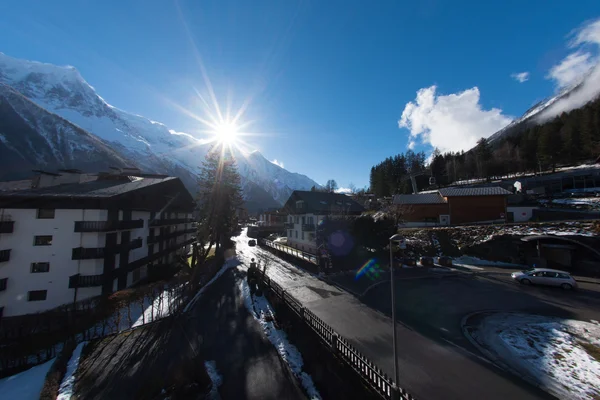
[74,264,306,400]
[236,230,551,400]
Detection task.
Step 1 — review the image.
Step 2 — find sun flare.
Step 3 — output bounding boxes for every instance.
[214,121,239,144]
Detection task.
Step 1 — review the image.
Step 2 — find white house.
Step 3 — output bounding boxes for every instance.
[283,191,364,254]
[0,169,196,317]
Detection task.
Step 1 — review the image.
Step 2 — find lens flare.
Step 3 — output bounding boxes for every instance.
[355,259,382,281]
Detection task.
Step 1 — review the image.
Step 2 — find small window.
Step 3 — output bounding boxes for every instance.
[28,290,47,301]
[37,209,55,219]
[288,230,292,237]
[557,273,571,279]
[296,200,304,209]
[295,231,298,238]
[302,232,304,240]
[31,262,50,273]
[302,216,306,224]
[295,216,299,224]
[0,278,7,291]
[34,235,53,246]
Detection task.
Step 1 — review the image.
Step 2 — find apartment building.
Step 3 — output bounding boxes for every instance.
[0,169,196,317]
[283,191,364,254]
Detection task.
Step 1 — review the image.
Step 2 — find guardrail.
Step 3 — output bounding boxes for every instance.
[259,239,319,265]
[257,272,415,400]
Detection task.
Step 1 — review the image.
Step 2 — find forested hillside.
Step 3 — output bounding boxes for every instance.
[370,97,600,197]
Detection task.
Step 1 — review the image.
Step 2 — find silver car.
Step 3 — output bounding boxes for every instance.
[511,268,578,290]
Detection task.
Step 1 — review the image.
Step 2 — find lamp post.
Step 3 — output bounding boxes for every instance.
[389,233,404,396]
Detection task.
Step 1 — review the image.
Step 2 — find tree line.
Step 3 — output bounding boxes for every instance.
[370,96,600,197]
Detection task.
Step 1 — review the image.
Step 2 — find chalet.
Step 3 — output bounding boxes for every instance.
[393,186,512,226]
[283,191,364,253]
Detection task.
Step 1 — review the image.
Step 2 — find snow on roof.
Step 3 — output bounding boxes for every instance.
[438,187,512,197]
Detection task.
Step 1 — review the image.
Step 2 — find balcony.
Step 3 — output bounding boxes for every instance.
[147,228,196,244]
[302,224,316,231]
[72,247,105,260]
[74,219,144,232]
[0,221,14,233]
[149,218,194,227]
[0,249,11,263]
[284,222,294,229]
[69,274,104,288]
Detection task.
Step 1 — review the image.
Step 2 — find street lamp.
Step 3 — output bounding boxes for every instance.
[389,233,404,395]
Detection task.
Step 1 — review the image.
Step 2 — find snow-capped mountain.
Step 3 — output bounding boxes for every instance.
[0,84,133,180]
[487,64,600,146]
[0,53,320,207]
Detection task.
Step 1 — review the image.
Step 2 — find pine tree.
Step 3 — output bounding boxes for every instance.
[195,146,243,260]
[538,123,563,172]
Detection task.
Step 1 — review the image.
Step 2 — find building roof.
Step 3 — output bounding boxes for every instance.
[438,186,512,197]
[0,175,195,212]
[283,190,365,214]
[394,193,447,205]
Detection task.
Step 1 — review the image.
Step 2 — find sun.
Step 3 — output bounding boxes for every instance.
[214,122,239,144]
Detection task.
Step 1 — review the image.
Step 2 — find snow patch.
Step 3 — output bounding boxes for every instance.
[204,360,222,400]
[453,255,524,268]
[238,277,321,399]
[57,341,87,400]
[0,358,54,400]
[473,313,600,400]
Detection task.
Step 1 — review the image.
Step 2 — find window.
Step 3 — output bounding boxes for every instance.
[34,235,53,246]
[37,209,55,219]
[295,230,298,238]
[288,230,292,237]
[558,273,571,279]
[302,216,306,224]
[28,290,47,301]
[294,216,299,224]
[302,232,304,240]
[296,200,304,209]
[0,278,7,291]
[31,262,50,273]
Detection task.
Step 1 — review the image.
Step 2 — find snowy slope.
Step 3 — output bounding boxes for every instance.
[0,84,133,180]
[0,53,320,205]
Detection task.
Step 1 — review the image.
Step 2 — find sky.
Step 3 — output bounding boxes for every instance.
[1,1,600,190]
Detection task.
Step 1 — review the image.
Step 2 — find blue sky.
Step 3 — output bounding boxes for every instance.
[1,1,600,189]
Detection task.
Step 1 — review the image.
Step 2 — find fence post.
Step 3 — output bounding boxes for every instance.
[300,306,305,320]
[331,333,339,355]
[391,384,401,400]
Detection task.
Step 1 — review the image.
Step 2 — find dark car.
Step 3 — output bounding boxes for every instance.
[248,239,257,247]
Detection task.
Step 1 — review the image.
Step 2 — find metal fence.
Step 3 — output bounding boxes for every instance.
[260,239,319,264]
[258,273,415,400]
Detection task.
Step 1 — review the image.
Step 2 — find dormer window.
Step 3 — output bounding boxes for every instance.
[296,200,304,209]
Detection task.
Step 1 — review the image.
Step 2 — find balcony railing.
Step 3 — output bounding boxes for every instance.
[149,218,194,227]
[284,222,294,229]
[302,224,316,231]
[147,228,196,244]
[72,247,105,260]
[69,274,104,288]
[74,219,144,232]
[0,221,14,233]
[0,249,11,262]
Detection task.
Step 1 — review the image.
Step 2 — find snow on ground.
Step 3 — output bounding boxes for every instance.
[453,255,524,268]
[472,313,600,400]
[57,342,87,400]
[238,276,322,400]
[132,285,182,327]
[550,197,600,208]
[204,360,222,400]
[0,358,54,400]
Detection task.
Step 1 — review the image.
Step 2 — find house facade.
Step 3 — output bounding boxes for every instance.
[394,186,512,226]
[0,170,195,317]
[283,191,364,254]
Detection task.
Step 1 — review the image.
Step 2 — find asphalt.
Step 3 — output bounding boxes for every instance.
[74,265,306,400]
[235,230,554,400]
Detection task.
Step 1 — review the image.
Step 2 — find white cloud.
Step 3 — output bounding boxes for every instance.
[539,18,600,120]
[408,140,416,150]
[547,51,595,88]
[398,85,512,153]
[271,159,284,168]
[511,72,530,83]
[335,187,352,194]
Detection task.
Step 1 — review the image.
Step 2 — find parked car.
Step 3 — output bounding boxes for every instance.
[248,239,257,247]
[420,256,434,267]
[511,268,577,290]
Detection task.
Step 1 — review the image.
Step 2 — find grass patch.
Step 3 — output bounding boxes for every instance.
[579,341,600,362]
